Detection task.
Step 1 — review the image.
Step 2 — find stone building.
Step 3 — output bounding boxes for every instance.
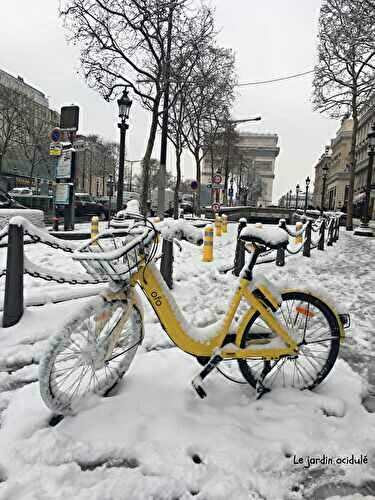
[0,68,59,189]
[313,116,352,211]
[202,132,280,207]
[354,103,375,218]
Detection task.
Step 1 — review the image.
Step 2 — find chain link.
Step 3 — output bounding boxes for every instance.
[24,268,108,285]
[24,230,75,253]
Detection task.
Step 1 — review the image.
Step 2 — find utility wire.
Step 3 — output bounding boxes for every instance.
[237,69,314,87]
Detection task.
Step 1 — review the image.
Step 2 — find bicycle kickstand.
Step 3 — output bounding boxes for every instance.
[255,362,272,400]
[191,353,223,399]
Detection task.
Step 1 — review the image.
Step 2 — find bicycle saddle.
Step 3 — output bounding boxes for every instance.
[239,224,289,250]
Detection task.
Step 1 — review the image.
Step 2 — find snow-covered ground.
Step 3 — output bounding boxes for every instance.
[0,223,374,500]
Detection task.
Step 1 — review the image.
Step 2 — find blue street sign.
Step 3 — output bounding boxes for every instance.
[51,128,61,143]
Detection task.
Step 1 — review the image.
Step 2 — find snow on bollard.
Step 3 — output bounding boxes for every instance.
[91,216,99,240]
[215,216,222,237]
[294,221,303,244]
[221,214,228,233]
[202,225,214,262]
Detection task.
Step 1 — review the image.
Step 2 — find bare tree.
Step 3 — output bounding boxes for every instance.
[18,109,51,180]
[0,86,21,174]
[181,44,236,214]
[60,0,210,214]
[313,0,375,230]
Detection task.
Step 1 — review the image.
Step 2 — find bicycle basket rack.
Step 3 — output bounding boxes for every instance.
[73,218,156,282]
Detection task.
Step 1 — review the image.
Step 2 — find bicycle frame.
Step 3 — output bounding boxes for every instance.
[128,262,300,360]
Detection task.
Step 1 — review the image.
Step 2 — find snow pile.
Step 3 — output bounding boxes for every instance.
[0,209,44,231]
[0,223,374,498]
[240,223,289,247]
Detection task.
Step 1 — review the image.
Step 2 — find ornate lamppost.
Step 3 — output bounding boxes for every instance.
[295,184,300,210]
[354,122,375,236]
[304,176,310,214]
[117,88,132,212]
[321,164,329,216]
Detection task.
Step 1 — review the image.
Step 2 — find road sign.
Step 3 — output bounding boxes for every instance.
[212,202,221,213]
[60,106,80,131]
[49,143,62,156]
[56,149,73,179]
[55,183,70,204]
[50,127,61,143]
[212,174,222,185]
[207,183,224,189]
[190,180,198,190]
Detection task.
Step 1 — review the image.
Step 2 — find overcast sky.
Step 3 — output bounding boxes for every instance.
[1,0,340,202]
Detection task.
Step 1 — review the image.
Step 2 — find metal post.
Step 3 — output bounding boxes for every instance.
[303,220,311,257]
[318,219,325,251]
[233,218,247,276]
[3,224,24,327]
[160,239,174,289]
[117,122,127,212]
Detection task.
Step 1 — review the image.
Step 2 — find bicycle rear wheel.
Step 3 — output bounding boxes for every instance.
[39,296,143,415]
[238,291,341,391]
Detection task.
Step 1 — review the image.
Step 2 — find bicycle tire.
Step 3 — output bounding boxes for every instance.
[238,291,340,391]
[39,296,143,415]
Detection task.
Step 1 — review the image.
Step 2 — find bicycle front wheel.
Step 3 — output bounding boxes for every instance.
[39,296,143,415]
[238,291,341,391]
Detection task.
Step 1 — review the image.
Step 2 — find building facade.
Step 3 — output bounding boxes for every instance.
[0,68,59,189]
[312,116,352,212]
[355,103,375,218]
[202,132,280,207]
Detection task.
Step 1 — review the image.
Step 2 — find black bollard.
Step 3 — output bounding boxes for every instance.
[3,223,24,327]
[318,219,325,251]
[233,218,247,277]
[160,239,174,289]
[303,220,312,257]
[327,219,334,246]
[334,217,340,242]
[276,247,285,267]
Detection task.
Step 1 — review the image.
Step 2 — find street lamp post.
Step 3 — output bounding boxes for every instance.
[320,164,329,216]
[304,176,310,214]
[117,88,132,212]
[107,174,114,228]
[295,184,300,210]
[355,122,375,236]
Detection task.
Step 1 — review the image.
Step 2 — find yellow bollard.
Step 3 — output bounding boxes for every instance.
[294,221,303,244]
[215,216,222,237]
[91,215,99,240]
[152,217,161,223]
[202,225,214,262]
[221,214,228,233]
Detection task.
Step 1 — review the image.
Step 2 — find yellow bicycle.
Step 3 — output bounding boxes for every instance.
[39,215,350,415]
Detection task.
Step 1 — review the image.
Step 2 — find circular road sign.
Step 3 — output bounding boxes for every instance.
[212,202,221,213]
[50,127,61,143]
[213,174,222,185]
[190,180,198,190]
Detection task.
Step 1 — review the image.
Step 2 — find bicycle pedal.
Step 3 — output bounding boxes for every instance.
[192,376,207,399]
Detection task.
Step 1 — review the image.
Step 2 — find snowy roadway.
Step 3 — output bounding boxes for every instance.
[0,223,374,499]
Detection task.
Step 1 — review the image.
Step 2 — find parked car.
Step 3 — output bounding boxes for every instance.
[56,193,107,220]
[8,187,33,196]
[0,189,27,209]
